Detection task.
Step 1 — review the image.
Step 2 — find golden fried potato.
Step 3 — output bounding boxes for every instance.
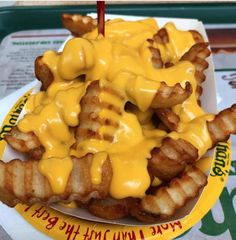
[149,104,236,182]
[0,154,112,207]
[149,137,198,181]
[130,205,160,223]
[152,43,210,131]
[148,45,163,69]
[141,166,207,218]
[62,14,97,37]
[149,29,210,130]
[189,30,204,43]
[207,104,236,146]
[153,28,204,47]
[151,82,192,109]
[155,108,180,131]
[151,27,204,59]
[88,198,130,220]
[128,198,160,223]
[180,42,210,100]
[153,28,169,45]
[76,80,123,144]
[35,56,54,91]
[4,126,44,160]
[150,26,209,99]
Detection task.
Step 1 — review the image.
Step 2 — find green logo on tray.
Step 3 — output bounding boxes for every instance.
[0,93,29,141]
[201,185,236,239]
[210,142,230,179]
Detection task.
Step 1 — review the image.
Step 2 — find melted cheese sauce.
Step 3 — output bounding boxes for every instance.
[18,18,212,198]
[169,115,214,158]
[155,22,195,64]
[90,152,108,185]
[18,82,86,193]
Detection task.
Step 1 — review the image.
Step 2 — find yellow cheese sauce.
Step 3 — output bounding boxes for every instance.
[38,157,73,194]
[17,18,212,198]
[169,115,214,158]
[84,18,158,48]
[18,82,86,193]
[154,22,196,64]
[82,111,162,199]
[90,152,108,185]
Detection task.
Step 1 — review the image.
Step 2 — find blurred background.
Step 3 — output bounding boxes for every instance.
[0,0,235,6]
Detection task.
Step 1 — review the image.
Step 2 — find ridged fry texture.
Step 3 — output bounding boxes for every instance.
[0,155,112,207]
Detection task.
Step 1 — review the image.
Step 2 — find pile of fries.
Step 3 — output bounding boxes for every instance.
[0,14,236,223]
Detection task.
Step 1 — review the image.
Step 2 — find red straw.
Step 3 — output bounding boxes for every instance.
[97,1,105,36]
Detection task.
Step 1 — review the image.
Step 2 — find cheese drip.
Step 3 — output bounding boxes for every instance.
[18,82,86,193]
[81,109,162,199]
[169,115,214,158]
[18,18,212,198]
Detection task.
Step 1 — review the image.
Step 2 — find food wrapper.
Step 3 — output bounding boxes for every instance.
[0,15,221,227]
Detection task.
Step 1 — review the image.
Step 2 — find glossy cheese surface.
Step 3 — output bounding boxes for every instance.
[18,18,212,198]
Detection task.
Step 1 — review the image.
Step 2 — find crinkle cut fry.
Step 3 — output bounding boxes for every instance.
[180,42,211,101]
[62,14,97,37]
[155,108,180,131]
[149,28,204,66]
[4,126,44,160]
[189,30,205,43]
[152,27,204,49]
[77,79,190,140]
[148,45,163,69]
[149,40,180,131]
[207,104,236,146]
[90,167,207,222]
[151,81,192,109]
[0,154,112,207]
[4,80,123,160]
[150,41,210,102]
[149,104,236,182]
[149,137,198,181]
[152,42,210,130]
[152,28,169,45]
[76,80,123,144]
[35,56,54,91]
[129,200,161,223]
[140,166,207,219]
[88,197,130,220]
